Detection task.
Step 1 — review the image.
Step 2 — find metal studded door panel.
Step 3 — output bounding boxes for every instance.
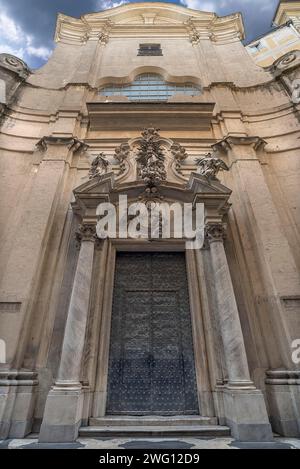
[106,252,199,415]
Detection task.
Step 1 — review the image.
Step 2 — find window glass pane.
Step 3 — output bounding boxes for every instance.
[99,74,201,101]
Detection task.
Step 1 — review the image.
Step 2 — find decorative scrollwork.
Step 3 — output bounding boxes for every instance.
[195,152,229,181]
[277,52,297,68]
[114,142,130,175]
[170,142,188,173]
[0,53,30,78]
[89,153,109,179]
[136,128,167,188]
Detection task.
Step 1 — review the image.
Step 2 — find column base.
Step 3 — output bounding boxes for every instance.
[266,371,300,437]
[223,386,273,441]
[0,371,38,439]
[39,385,84,443]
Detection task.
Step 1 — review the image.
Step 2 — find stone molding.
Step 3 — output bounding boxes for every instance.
[266,370,300,385]
[0,371,38,386]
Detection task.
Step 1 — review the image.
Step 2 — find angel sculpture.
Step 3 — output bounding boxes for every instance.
[170,142,188,172]
[195,152,229,181]
[89,153,109,179]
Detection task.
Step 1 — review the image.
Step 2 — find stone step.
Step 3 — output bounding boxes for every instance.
[79,425,231,438]
[89,415,218,427]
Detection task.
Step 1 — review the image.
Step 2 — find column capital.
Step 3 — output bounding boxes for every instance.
[36,136,89,154]
[213,136,267,155]
[205,223,227,244]
[76,224,97,246]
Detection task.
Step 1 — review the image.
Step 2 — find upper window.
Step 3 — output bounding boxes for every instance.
[98,73,201,102]
[138,44,163,56]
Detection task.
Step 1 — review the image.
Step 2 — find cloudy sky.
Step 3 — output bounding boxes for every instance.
[0,0,279,69]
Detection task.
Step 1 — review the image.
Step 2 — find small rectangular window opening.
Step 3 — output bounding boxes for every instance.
[138,44,163,56]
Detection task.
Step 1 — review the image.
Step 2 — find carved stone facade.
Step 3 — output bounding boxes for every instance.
[0,2,300,444]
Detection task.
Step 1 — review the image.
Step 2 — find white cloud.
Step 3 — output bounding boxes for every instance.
[96,0,129,10]
[26,45,51,61]
[0,9,51,63]
[0,43,24,58]
[0,11,32,46]
[181,0,276,13]
[183,1,217,12]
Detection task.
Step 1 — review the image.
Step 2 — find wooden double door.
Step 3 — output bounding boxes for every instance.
[106,252,199,415]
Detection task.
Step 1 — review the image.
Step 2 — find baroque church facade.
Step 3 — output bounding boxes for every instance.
[0,2,300,442]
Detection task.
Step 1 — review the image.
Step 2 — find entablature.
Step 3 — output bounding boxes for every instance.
[86,101,215,131]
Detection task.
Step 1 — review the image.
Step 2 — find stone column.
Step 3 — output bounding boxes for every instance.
[39,224,97,443]
[206,224,252,387]
[206,222,273,441]
[214,136,300,437]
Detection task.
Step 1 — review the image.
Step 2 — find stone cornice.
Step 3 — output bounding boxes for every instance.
[273,2,300,26]
[54,3,245,44]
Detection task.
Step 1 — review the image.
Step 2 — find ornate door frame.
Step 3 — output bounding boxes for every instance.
[71,171,232,420]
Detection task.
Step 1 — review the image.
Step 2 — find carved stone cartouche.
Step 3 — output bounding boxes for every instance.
[136,127,167,187]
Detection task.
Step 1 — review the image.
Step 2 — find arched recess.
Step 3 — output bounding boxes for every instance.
[95,65,203,90]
